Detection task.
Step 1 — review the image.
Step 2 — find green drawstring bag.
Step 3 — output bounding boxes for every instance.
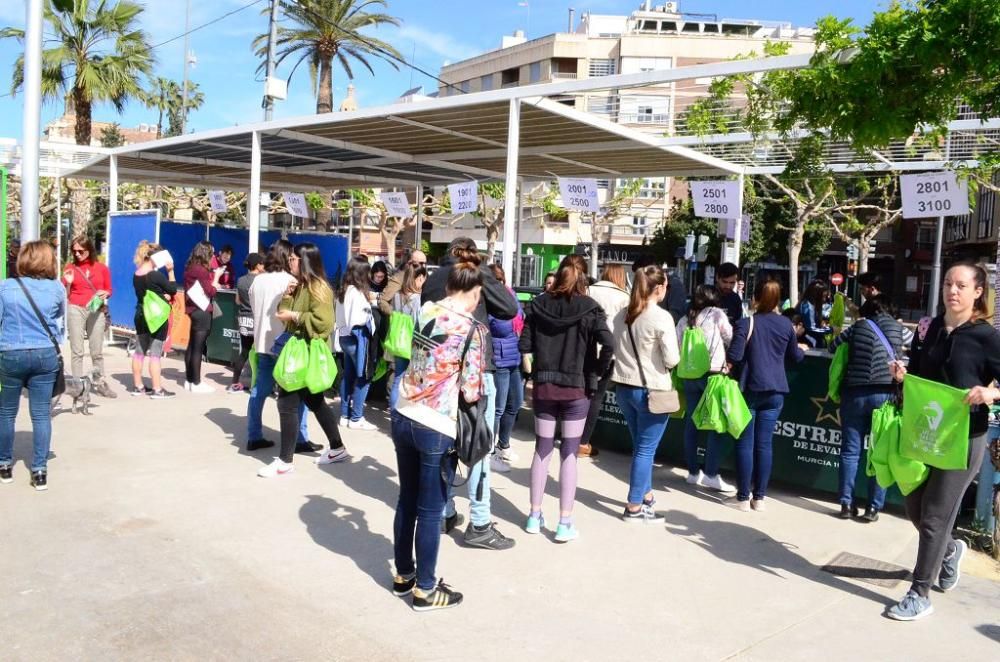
[692,375,725,433]
[900,374,971,471]
[829,292,846,332]
[248,347,258,389]
[305,338,338,394]
[867,400,929,495]
[677,327,711,380]
[718,376,751,438]
[142,290,172,333]
[828,343,849,404]
[373,358,390,382]
[384,311,415,359]
[889,429,930,495]
[273,336,309,392]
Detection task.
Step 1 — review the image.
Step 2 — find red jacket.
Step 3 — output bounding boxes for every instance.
[63,259,112,308]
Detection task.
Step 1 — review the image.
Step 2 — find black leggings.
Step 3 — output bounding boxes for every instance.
[580,369,613,446]
[231,334,254,385]
[185,309,212,384]
[277,387,343,462]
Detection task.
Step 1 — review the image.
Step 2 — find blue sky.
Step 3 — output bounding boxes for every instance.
[0,0,891,140]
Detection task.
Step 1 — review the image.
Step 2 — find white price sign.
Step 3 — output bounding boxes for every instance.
[900,171,969,219]
[207,190,228,213]
[380,192,412,218]
[283,192,309,218]
[691,180,741,219]
[558,177,600,213]
[448,181,478,214]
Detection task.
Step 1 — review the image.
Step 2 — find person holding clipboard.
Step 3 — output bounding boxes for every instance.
[183,241,222,393]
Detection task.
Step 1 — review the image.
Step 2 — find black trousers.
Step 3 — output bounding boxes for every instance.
[904,432,987,597]
[231,333,254,385]
[185,310,212,384]
[580,369,613,447]
[277,387,343,463]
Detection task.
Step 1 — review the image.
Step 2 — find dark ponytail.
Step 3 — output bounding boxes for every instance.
[446,247,483,294]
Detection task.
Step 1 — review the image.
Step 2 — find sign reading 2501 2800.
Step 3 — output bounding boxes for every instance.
[691,180,741,219]
[558,177,600,213]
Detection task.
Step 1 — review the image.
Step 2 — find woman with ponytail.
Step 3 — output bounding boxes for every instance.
[519,255,613,542]
[886,262,1000,621]
[130,241,177,398]
[258,243,347,478]
[611,264,680,523]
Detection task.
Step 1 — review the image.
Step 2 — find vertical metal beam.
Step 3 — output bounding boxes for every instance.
[927,135,952,317]
[414,184,424,253]
[514,177,524,286]
[501,99,521,275]
[248,131,262,253]
[109,155,119,212]
[263,0,280,120]
[20,0,44,242]
[733,171,745,266]
[180,0,191,135]
[55,176,62,273]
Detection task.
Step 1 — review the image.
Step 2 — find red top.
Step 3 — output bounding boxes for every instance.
[62,259,112,308]
[183,263,218,314]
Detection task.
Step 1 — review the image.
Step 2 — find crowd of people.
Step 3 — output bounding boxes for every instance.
[0,234,995,621]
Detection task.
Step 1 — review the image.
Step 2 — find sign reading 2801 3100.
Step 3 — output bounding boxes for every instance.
[558,177,600,213]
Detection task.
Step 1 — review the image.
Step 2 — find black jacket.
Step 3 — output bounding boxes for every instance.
[830,312,904,390]
[422,257,518,371]
[519,292,614,393]
[910,316,1000,435]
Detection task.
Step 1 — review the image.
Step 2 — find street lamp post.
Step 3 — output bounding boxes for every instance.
[20,0,44,242]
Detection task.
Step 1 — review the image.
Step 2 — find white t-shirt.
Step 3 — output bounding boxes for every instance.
[249,271,297,355]
[334,285,373,353]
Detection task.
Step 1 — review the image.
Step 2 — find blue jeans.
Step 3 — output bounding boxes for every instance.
[247,353,308,444]
[735,391,784,501]
[340,334,371,422]
[616,384,670,506]
[390,357,408,410]
[0,347,60,472]
[445,372,496,525]
[492,365,524,449]
[839,388,891,510]
[682,377,727,477]
[392,412,456,591]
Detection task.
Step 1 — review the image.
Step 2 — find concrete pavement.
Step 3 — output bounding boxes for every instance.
[1,347,998,661]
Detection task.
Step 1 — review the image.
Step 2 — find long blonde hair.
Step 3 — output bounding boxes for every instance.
[133,240,162,267]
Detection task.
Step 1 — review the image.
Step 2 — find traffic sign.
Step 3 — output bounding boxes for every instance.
[831,273,845,287]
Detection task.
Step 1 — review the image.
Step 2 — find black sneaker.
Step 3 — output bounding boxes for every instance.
[246,439,276,452]
[295,441,323,454]
[463,522,515,550]
[837,504,852,520]
[441,513,465,534]
[149,389,176,399]
[412,579,463,612]
[0,464,12,484]
[861,507,880,523]
[129,386,153,397]
[31,470,47,491]
[392,573,416,597]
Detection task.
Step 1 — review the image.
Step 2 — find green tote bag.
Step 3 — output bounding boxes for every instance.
[677,326,711,380]
[273,336,309,392]
[142,290,172,333]
[384,311,415,359]
[900,374,971,471]
[305,338,339,394]
[827,342,849,404]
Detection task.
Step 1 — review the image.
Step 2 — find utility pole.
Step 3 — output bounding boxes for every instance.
[263,0,280,121]
[180,0,191,134]
[20,0,44,242]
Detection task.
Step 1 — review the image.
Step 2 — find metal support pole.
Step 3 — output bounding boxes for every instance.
[414,184,423,254]
[20,0,44,242]
[501,99,521,276]
[248,131,262,253]
[514,178,524,286]
[109,155,119,212]
[263,0,280,121]
[55,176,62,273]
[180,0,191,135]
[927,135,953,317]
[733,171,745,266]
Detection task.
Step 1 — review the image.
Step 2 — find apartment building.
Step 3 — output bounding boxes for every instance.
[436,1,816,256]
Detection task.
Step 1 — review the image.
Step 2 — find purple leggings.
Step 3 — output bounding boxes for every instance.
[530,397,590,516]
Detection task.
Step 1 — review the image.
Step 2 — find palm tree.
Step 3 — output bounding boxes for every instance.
[144,78,205,138]
[254,0,403,114]
[145,77,177,139]
[2,0,154,146]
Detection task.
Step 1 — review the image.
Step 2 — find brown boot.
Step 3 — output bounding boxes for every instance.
[577,443,599,458]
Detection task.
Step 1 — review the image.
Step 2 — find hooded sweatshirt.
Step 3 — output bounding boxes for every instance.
[519,292,614,395]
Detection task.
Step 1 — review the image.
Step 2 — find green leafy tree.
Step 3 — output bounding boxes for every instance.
[165,80,204,137]
[99,123,125,147]
[2,0,154,145]
[253,0,403,114]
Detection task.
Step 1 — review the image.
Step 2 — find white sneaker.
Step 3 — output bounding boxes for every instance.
[338,418,349,428]
[257,458,295,478]
[700,473,736,493]
[490,454,512,474]
[497,447,519,463]
[184,381,192,391]
[315,447,351,465]
[189,382,214,394]
[347,418,377,431]
[685,470,703,485]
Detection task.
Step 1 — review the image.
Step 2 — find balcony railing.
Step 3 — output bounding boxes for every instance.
[618,112,670,125]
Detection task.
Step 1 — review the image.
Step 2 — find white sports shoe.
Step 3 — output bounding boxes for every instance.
[497,447,519,463]
[257,458,295,478]
[347,418,377,431]
[700,473,736,493]
[490,454,512,474]
[685,470,703,485]
[184,381,192,392]
[189,382,214,394]
[315,447,351,465]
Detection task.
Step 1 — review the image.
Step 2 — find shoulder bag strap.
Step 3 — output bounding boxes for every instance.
[865,318,897,360]
[73,264,99,293]
[15,278,62,356]
[458,319,483,392]
[626,323,648,389]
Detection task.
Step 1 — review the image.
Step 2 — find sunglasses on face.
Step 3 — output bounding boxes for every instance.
[73,249,87,255]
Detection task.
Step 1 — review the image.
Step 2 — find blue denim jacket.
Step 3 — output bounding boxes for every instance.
[0,278,65,351]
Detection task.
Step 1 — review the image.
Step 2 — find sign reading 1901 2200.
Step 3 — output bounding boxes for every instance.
[558,177,600,213]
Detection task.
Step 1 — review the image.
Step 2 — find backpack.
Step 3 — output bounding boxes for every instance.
[677,321,711,380]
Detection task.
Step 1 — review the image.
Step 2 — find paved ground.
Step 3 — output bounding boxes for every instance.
[2,347,998,661]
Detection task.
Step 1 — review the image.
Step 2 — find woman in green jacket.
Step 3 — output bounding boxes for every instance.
[257,243,348,478]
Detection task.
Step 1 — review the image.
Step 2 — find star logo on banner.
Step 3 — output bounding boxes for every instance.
[812,394,842,427]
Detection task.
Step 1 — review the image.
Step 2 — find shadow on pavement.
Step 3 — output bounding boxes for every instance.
[320,454,399,511]
[977,623,1000,643]
[300,494,393,591]
[204,407,272,465]
[664,510,895,606]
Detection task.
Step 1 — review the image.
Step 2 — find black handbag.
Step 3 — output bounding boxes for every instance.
[450,321,493,500]
[15,278,66,398]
